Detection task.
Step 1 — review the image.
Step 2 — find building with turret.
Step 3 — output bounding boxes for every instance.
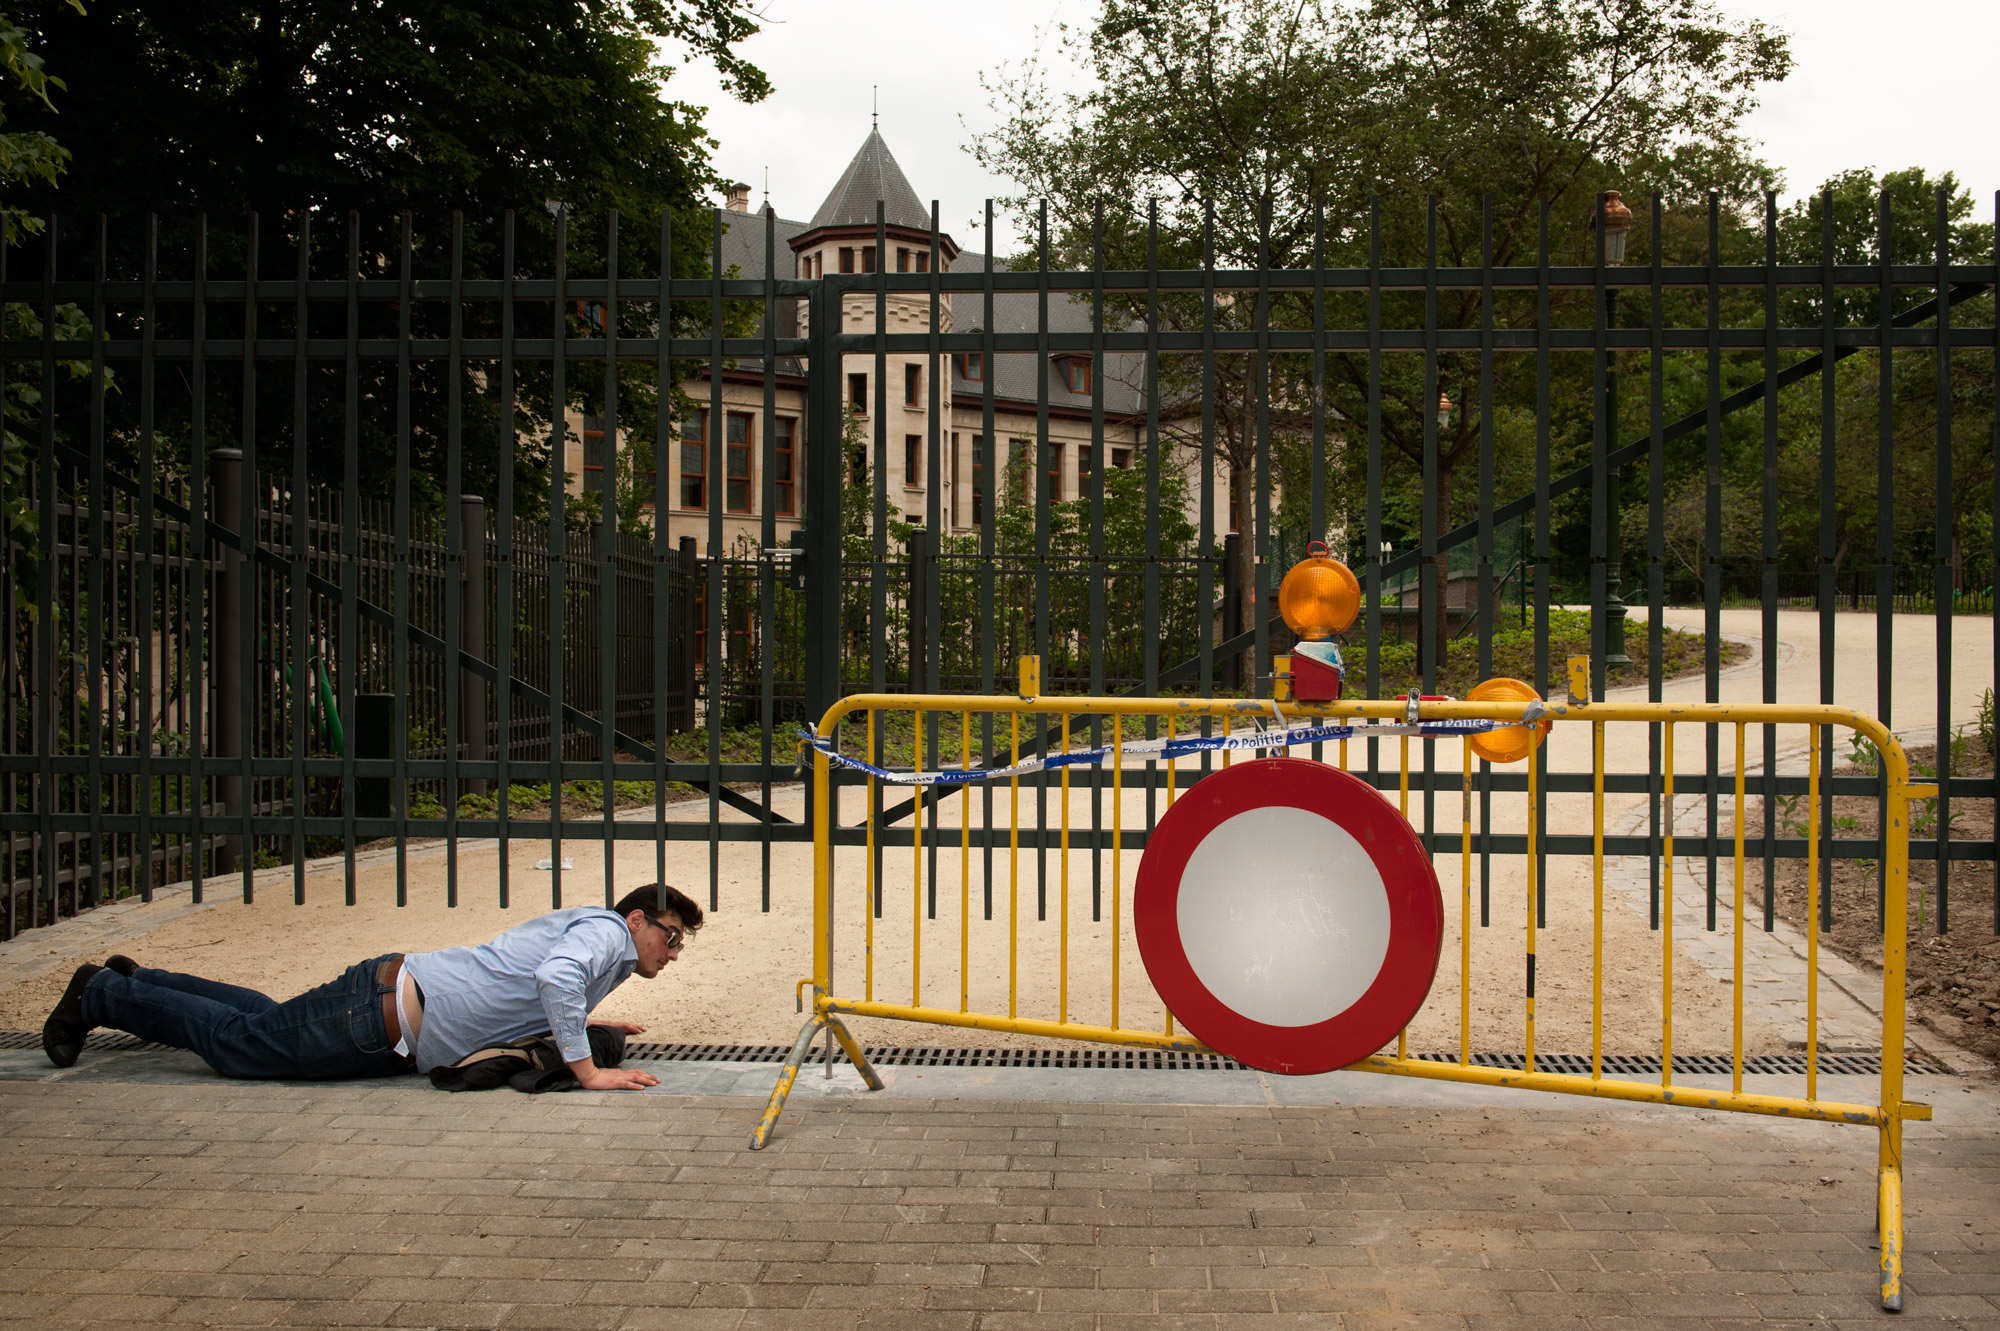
[564,127,1227,549]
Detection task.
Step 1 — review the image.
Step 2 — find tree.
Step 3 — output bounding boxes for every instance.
[975,0,1789,681]
[12,0,765,234]
[1,2,84,609]
[1751,169,1996,598]
[9,0,768,521]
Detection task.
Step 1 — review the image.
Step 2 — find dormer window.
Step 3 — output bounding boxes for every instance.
[956,353,984,382]
[1055,355,1091,395]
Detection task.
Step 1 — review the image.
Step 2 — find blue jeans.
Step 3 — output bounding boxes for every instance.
[80,955,414,1080]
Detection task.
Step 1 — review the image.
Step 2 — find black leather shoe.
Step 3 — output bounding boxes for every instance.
[105,955,138,978]
[42,963,103,1068]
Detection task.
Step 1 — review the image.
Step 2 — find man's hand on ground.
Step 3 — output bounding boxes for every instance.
[572,1064,660,1091]
[593,1020,647,1035]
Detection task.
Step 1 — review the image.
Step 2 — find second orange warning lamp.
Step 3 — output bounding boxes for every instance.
[1273,542,1547,765]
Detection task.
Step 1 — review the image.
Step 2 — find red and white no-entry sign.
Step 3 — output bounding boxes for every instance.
[1134,757,1443,1075]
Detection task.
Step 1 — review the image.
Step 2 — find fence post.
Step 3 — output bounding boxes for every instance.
[460,494,489,796]
[1222,531,1243,691]
[211,448,243,875]
[353,694,394,818]
[909,526,929,692]
[802,280,844,725]
[678,535,699,733]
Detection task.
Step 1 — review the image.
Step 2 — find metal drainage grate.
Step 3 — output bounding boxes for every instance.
[621,1042,1941,1076]
[1404,1050,1941,1077]
[0,1030,178,1053]
[0,1033,1941,1076]
[620,1042,1247,1070]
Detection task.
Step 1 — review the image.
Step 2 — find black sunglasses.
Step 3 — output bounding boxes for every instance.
[644,916,684,949]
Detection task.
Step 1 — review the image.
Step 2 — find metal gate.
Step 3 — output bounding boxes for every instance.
[2,192,1996,939]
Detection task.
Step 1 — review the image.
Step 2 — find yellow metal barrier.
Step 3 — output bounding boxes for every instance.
[751,685,1930,1312]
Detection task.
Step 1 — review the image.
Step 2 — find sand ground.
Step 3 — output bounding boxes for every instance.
[2,606,1990,1062]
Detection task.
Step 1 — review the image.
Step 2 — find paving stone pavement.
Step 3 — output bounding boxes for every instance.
[2,1070,1995,1330]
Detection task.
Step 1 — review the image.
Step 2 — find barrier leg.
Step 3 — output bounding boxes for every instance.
[750,1014,823,1151]
[1879,1119,1905,1312]
[825,1015,885,1091]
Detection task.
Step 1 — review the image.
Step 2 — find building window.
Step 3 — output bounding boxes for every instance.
[774,416,797,516]
[904,364,921,406]
[971,436,985,526]
[848,373,868,413]
[839,247,854,274]
[1060,357,1091,394]
[950,433,960,528]
[862,245,876,273]
[957,353,984,382]
[904,434,922,489]
[915,251,929,273]
[725,412,752,513]
[896,247,910,272]
[1045,440,1062,502]
[1078,442,1095,493]
[1112,447,1131,469]
[680,410,707,509]
[582,415,608,474]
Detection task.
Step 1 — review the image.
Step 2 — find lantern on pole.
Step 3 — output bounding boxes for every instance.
[1465,676,1552,764]
[1277,541,1359,702]
[1595,190,1633,266]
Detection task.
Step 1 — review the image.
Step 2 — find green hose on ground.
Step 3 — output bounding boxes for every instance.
[315,653,343,756]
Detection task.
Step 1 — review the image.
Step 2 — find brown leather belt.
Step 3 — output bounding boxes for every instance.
[377,954,414,1069]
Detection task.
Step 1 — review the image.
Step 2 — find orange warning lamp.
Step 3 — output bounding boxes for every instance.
[1278,542,1359,641]
[1466,677,1552,764]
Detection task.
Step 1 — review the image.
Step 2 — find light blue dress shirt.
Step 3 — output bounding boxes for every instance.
[402,907,638,1073]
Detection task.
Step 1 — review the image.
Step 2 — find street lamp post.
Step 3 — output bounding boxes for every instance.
[1597,191,1633,672]
[1430,391,1454,676]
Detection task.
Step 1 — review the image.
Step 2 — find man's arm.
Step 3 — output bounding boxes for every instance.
[563,1052,659,1091]
[534,918,659,1091]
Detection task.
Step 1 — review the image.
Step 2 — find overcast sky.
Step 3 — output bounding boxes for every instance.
[669,0,1999,244]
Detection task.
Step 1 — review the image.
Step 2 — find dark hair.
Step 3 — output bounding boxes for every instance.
[612,883,705,936]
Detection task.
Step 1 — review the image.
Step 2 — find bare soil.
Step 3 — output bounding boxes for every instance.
[1759,740,2000,1069]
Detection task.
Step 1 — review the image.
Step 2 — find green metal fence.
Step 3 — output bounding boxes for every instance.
[4,192,1997,937]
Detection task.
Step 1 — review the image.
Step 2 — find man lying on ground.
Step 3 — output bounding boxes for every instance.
[41,883,701,1091]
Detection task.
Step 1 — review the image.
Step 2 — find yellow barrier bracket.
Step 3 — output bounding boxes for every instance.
[1272,654,1292,702]
[1903,1100,1932,1121]
[1017,655,1041,701]
[1566,655,1592,705]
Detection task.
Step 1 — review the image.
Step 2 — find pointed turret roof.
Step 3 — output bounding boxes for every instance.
[809,129,932,231]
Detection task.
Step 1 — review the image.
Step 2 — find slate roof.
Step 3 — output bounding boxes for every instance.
[808,130,933,232]
[948,251,1149,418]
[714,206,809,280]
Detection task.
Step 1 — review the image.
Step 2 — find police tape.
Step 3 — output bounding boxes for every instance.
[796,707,1544,787]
